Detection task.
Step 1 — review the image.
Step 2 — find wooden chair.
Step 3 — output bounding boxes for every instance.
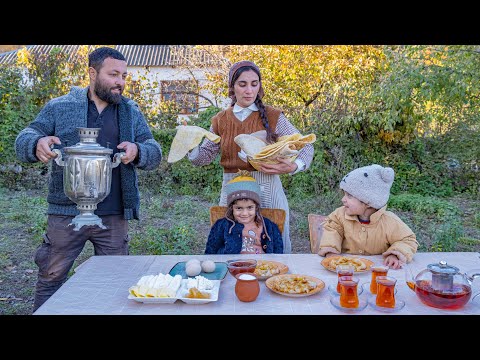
[209,206,286,234]
[308,213,328,254]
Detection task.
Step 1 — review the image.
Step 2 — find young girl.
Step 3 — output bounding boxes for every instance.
[318,164,418,269]
[205,171,283,254]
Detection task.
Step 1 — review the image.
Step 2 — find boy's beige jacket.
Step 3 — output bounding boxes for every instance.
[318,206,418,263]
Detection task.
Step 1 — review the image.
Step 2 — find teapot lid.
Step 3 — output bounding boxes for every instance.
[427,261,459,275]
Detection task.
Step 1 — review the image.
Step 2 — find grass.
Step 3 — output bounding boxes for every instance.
[0,185,479,315]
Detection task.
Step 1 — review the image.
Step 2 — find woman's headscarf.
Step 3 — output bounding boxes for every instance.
[228,60,265,103]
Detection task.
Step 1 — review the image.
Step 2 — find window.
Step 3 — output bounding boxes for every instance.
[160,80,199,114]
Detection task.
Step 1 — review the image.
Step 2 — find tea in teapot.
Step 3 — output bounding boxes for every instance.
[406,260,480,310]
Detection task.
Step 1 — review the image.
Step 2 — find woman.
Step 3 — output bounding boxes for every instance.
[189,60,314,253]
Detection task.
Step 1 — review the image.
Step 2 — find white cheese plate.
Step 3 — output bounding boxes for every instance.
[128,279,220,304]
[177,280,220,304]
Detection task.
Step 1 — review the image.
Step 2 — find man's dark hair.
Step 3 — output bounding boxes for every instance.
[88,47,126,71]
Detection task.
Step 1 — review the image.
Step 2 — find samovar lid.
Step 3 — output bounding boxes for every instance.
[64,128,113,155]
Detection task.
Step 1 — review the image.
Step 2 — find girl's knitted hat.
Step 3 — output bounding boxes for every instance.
[340,164,395,209]
[226,171,261,207]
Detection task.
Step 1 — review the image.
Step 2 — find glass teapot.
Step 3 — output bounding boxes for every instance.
[406,260,480,309]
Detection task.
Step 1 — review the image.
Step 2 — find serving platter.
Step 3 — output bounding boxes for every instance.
[321,255,374,273]
[254,260,289,280]
[169,261,228,281]
[265,274,325,297]
[128,279,220,304]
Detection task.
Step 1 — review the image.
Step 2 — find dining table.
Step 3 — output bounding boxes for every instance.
[33,252,480,315]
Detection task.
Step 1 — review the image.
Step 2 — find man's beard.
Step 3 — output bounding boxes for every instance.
[94,80,123,104]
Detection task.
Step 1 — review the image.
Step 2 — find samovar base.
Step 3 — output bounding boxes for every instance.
[69,214,107,231]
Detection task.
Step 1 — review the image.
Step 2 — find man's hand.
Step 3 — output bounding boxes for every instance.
[36,136,61,164]
[259,156,297,175]
[117,141,138,164]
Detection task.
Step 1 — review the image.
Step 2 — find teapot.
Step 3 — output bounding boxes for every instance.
[406,260,480,309]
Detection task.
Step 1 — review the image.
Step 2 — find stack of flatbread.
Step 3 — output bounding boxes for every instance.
[234,131,316,171]
[167,125,221,163]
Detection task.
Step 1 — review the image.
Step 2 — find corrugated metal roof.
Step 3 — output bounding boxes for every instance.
[0,45,215,66]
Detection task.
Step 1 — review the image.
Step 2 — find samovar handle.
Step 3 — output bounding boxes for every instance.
[112,152,126,168]
[52,149,65,166]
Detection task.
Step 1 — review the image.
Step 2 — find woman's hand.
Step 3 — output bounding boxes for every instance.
[259,156,297,175]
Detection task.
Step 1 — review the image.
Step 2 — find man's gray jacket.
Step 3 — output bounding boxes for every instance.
[15,86,162,220]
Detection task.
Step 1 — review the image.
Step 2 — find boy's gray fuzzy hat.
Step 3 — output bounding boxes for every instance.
[339,164,395,209]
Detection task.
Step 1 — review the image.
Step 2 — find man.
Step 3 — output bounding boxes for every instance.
[15,47,162,312]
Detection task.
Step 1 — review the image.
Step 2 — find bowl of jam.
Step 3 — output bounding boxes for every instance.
[226,259,257,277]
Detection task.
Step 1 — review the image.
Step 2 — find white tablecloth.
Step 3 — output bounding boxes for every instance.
[34,252,480,315]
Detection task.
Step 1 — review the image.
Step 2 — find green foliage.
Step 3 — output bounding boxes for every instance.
[2,46,480,199]
[129,224,195,255]
[429,219,463,252]
[388,193,459,220]
[2,190,47,238]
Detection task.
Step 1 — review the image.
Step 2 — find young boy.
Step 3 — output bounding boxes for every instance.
[318,164,418,269]
[205,171,283,254]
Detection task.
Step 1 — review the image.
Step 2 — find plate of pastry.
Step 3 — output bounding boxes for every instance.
[254,260,289,280]
[265,274,325,297]
[321,255,374,273]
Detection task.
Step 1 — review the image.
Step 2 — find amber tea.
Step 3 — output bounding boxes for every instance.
[339,276,359,308]
[375,276,396,308]
[336,265,355,293]
[370,265,389,294]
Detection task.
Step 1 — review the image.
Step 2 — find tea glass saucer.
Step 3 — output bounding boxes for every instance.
[328,284,364,296]
[367,296,406,313]
[329,294,368,313]
[362,282,398,296]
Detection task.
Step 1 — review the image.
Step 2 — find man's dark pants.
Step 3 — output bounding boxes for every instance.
[33,214,129,312]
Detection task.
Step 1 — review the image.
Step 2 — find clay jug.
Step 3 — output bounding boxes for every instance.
[235,273,260,302]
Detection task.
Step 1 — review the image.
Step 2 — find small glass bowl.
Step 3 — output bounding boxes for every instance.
[226,259,257,277]
[329,294,368,313]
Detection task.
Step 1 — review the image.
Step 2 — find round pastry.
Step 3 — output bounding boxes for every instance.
[185,262,202,277]
[201,260,216,273]
[185,258,201,268]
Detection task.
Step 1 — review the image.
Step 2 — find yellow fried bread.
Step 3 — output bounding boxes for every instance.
[272,275,317,294]
[167,125,220,163]
[328,256,367,271]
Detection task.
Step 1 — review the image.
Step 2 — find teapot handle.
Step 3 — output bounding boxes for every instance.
[466,269,480,283]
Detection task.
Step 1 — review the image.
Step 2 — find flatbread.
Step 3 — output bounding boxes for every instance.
[167,125,220,163]
[253,133,316,159]
[234,134,268,157]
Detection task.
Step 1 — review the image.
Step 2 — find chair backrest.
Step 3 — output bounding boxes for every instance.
[308,213,328,254]
[209,206,286,234]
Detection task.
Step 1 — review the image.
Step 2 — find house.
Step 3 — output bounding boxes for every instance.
[0,45,230,117]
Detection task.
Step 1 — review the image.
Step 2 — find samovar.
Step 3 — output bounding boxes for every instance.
[52,127,125,231]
